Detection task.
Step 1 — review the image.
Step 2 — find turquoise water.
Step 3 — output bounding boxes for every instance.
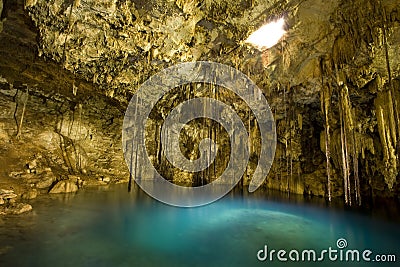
[0,185,399,267]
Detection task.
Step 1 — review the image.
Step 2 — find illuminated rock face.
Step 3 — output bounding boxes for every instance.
[0,0,399,204]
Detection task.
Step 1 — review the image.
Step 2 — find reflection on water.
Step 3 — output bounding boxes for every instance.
[0,185,399,267]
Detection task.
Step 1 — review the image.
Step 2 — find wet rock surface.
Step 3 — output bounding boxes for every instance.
[49,180,78,194]
[0,0,399,209]
[0,189,32,215]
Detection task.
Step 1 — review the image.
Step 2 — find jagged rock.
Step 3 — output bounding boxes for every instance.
[0,202,33,215]
[1,193,17,199]
[0,189,18,203]
[8,171,24,178]
[26,159,37,170]
[0,246,13,256]
[49,181,78,194]
[36,177,54,189]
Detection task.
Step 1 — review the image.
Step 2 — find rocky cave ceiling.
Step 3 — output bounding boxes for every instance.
[0,0,397,101]
[0,0,399,203]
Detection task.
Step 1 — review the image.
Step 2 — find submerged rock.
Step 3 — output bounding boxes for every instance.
[0,203,33,215]
[0,246,13,256]
[0,189,18,204]
[49,181,78,194]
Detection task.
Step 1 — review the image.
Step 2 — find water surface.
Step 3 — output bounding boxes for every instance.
[0,185,399,267]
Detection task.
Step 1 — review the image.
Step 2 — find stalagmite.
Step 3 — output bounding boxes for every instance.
[339,101,349,204]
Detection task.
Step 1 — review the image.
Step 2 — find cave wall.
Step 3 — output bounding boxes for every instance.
[1,0,400,204]
[0,0,129,204]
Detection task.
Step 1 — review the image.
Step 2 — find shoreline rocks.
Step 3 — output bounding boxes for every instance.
[0,189,18,204]
[0,189,33,215]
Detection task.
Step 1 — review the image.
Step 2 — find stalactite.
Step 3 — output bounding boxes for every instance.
[128,137,133,192]
[333,60,364,206]
[202,88,206,186]
[320,59,331,202]
[352,128,360,205]
[214,83,218,179]
[329,0,400,204]
[345,87,361,206]
[70,103,84,173]
[343,105,351,206]
[379,0,400,161]
[343,88,351,206]
[375,93,398,190]
[339,98,349,204]
[129,93,140,192]
[15,86,29,139]
[276,88,283,190]
[62,3,75,66]
[377,107,390,165]
[134,131,140,184]
[335,64,350,205]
